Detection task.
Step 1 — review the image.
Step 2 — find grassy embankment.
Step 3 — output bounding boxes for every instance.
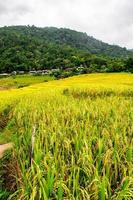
[0,73,133,200]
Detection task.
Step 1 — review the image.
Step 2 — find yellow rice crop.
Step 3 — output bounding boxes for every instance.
[0,73,133,200]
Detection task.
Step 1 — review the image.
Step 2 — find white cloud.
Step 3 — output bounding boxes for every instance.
[0,0,132,48]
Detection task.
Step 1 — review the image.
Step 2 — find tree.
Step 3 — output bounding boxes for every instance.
[125,57,133,72]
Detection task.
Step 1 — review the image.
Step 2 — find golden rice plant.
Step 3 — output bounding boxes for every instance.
[0,73,133,199]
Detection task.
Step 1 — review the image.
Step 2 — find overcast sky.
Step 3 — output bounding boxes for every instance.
[0,0,133,48]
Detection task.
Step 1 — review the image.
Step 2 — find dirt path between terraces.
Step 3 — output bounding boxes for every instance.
[0,143,13,158]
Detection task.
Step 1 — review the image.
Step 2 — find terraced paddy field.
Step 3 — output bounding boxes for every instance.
[0,73,133,200]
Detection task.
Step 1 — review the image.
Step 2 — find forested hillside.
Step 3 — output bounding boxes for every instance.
[34,26,132,57]
[0,26,133,73]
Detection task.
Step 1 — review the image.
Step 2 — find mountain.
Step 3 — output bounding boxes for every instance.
[0,25,132,73]
[0,26,132,58]
[35,26,133,58]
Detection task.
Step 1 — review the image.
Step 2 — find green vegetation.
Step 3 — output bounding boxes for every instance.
[0,73,133,199]
[0,26,133,74]
[0,75,54,90]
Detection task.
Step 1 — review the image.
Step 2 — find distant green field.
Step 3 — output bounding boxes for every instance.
[0,75,55,90]
[0,73,133,200]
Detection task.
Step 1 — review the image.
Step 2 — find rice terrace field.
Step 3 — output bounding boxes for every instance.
[0,73,133,200]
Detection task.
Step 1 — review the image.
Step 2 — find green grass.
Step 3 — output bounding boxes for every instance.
[0,75,55,90]
[0,73,133,200]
